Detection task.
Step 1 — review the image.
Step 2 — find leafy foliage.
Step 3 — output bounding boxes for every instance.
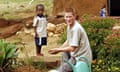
[82,18,116,59]
[58,30,67,44]
[82,18,120,72]
[0,39,18,71]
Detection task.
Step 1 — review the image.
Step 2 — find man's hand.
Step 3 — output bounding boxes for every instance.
[48,48,60,54]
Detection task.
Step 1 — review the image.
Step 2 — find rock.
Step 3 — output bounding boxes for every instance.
[24,28,34,35]
[112,26,120,37]
[19,5,24,8]
[112,26,120,30]
[48,32,54,37]
[53,34,61,37]
[47,23,56,32]
[48,70,58,72]
[30,32,35,37]
[25,20,33,28]
[54,23,66,34]
[24,28,31,34]
[16,31,22,35]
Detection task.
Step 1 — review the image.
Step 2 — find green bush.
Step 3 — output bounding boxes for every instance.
[58,30,67,44]
[0,39,18,72]
[82,18,116,59]
[82,18,120,72]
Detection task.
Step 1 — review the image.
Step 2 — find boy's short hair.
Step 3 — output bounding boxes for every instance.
[36,4,44,11]
[64,7,76,16]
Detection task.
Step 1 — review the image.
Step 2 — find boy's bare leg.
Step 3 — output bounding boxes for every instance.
[36,46,44,56]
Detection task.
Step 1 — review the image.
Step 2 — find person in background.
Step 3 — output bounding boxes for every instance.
[100,5,106,18]
[33,4,47,56]
[49,8,92,72]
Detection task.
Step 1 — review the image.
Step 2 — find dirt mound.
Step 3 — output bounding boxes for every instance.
[53,0,107,16]
[47,17,65,24]
[0,19,9,27]
[0,18,22,27]
[0,24,23,38]
[23,16,65,28]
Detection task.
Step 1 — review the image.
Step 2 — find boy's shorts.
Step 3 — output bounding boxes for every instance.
[35,37,47,47]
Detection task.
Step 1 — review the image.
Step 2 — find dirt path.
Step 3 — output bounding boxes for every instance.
[5,29,62,62]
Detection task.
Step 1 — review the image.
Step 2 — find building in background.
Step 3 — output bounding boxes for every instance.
[107,0,120,16]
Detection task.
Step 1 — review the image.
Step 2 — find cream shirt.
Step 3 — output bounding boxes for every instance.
[33,16,47,37]
[67,21,92,62]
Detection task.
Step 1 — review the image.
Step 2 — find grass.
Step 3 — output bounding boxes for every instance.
[0,0,53,20]
[5,33,61,72]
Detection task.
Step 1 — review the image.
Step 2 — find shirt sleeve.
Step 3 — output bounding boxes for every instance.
[33,17,38,27]
[103,8,106,13]
[45,18,48,26]
[70,28,81,47]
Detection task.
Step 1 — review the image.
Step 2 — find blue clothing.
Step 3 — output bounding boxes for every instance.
[100,10,104,16]
[100,8,106,17]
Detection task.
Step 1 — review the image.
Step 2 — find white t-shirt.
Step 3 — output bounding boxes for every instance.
[67,21,92,62]
[33,16,47,38]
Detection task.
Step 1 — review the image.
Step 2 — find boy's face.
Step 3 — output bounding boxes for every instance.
[36,6,44,15]
[64,12,75,26]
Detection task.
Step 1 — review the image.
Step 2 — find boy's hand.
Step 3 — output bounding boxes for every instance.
[35,33,38,37]
[48,48,60,54]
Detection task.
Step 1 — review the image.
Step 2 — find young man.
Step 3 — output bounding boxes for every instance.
[49,8,92,72]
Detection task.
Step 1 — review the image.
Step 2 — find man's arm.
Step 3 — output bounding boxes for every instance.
[59,46,77,52]
[49,28,81,54]
[48,40,71,54]
[48,46,77,54]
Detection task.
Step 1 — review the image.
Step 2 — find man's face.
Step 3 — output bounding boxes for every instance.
[64,12,75,26]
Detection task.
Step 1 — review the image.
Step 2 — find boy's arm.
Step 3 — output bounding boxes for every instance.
[33,17,39,37]
[34,26,37,36]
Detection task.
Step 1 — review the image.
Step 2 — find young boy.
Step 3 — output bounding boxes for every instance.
[100,5,106,18]
[33,4,47,56]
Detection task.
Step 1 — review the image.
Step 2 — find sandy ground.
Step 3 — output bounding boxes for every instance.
[5,28,62,62]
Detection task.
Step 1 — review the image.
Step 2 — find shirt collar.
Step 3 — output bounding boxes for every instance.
[37,14,44,18]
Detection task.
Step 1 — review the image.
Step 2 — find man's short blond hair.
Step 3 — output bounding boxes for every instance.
[64,7,79,19]
[64,7,76,16]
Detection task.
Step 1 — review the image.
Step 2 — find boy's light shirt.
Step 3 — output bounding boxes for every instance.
[33,16,47,45]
